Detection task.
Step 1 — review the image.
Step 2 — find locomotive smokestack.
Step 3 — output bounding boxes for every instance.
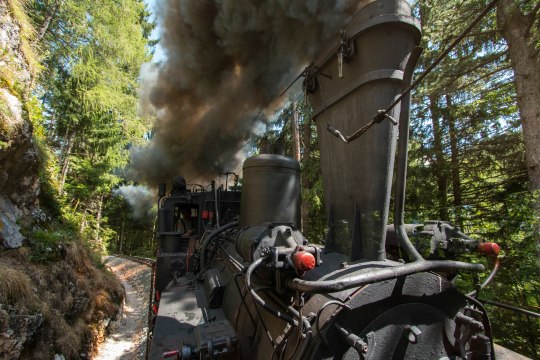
[309,0,421,260]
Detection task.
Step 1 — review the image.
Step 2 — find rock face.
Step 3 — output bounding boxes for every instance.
[0,2,42,248]
[0,244,125,359]
[0,306,44,359]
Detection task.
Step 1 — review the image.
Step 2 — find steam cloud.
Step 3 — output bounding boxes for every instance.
[134,0,359,184]
[113,185,155,219]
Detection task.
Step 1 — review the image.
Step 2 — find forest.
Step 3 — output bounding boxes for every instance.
[0,0,538,358]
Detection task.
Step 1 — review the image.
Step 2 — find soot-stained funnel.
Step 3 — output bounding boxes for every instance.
[309,0,421,260]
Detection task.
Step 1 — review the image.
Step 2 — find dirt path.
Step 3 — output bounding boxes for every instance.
[95,257,152,360]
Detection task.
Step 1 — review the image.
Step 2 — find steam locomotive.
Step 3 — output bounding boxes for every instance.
[148,0,499,359]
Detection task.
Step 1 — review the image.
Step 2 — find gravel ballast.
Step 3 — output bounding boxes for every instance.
[95,256,152,360]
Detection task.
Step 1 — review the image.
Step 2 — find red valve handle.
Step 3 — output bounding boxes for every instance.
[162,350,179,359]
[292,251,316,272]
[477,242,500,257]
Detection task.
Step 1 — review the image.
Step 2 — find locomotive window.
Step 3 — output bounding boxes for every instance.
[174,205,199,235]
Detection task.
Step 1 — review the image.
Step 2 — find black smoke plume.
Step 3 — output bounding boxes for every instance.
[134,0,359,184]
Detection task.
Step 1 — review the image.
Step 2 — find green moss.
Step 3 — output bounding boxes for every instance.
[0,96,14,140]
[0,65,22,97]
[6,0,41,78]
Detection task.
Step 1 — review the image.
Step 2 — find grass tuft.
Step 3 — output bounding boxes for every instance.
[0,264,32,304]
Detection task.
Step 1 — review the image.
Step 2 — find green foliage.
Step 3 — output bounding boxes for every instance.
[29,96,63,217]
[102,194,155,256]
[405,0,539,357]
[28,228,72,263]
[25,0,155,255]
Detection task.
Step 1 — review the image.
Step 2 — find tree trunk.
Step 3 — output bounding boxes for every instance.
[497,0,540,267]
[95,194,103,243]
[445,95,463,229]
[80,207,87,235]
[119,216,125,254]
[429,96,449,220]
[59,130,74,195]
[36,0,61,42]
[292,102,301,162]
[301,114,312,234]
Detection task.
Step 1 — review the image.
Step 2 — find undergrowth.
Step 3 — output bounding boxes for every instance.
[0,240,124,359]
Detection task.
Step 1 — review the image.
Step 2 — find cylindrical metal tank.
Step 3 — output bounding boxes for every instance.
[240,154,301,228]
[309,0,421,260]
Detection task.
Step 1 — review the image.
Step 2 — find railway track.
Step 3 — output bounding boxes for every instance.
[112,254,156,360]
[114,254,156,267]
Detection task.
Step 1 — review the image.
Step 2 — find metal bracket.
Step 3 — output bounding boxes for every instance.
[280,63,332,96]
[337,30,354,78]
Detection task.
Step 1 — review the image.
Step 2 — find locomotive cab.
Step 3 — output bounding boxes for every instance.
[155,177,241,283]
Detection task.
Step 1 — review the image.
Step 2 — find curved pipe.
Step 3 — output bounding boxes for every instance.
[246,256,297,326]
[394,46,424,262]
[315,300,352,345]
[464,295,496,359]
[467,257,500,297]
[285,260,484,293]
[199,221,239,269]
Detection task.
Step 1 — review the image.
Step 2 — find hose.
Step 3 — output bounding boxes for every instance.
[285,260,484,293]
[199,221,238,269]
[263,290,312,359]
[246,256,297,326]
[467,257,500,297]
[464,294,496,360]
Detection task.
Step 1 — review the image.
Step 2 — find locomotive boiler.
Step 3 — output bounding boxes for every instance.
[148,0,500,359]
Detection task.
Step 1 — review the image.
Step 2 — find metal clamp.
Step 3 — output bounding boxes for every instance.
[280,63,332,96]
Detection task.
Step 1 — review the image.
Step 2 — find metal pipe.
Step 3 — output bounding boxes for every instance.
[284,301,312,360]
[214,186,221,227]
[285,260,484,293]
[479,298,540,318]
[246,256,297,326]
[464,295,496,359]
[394,46,424,262]
[467,257,500,297]
[315,300,352,346]
[199,221,239,269]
